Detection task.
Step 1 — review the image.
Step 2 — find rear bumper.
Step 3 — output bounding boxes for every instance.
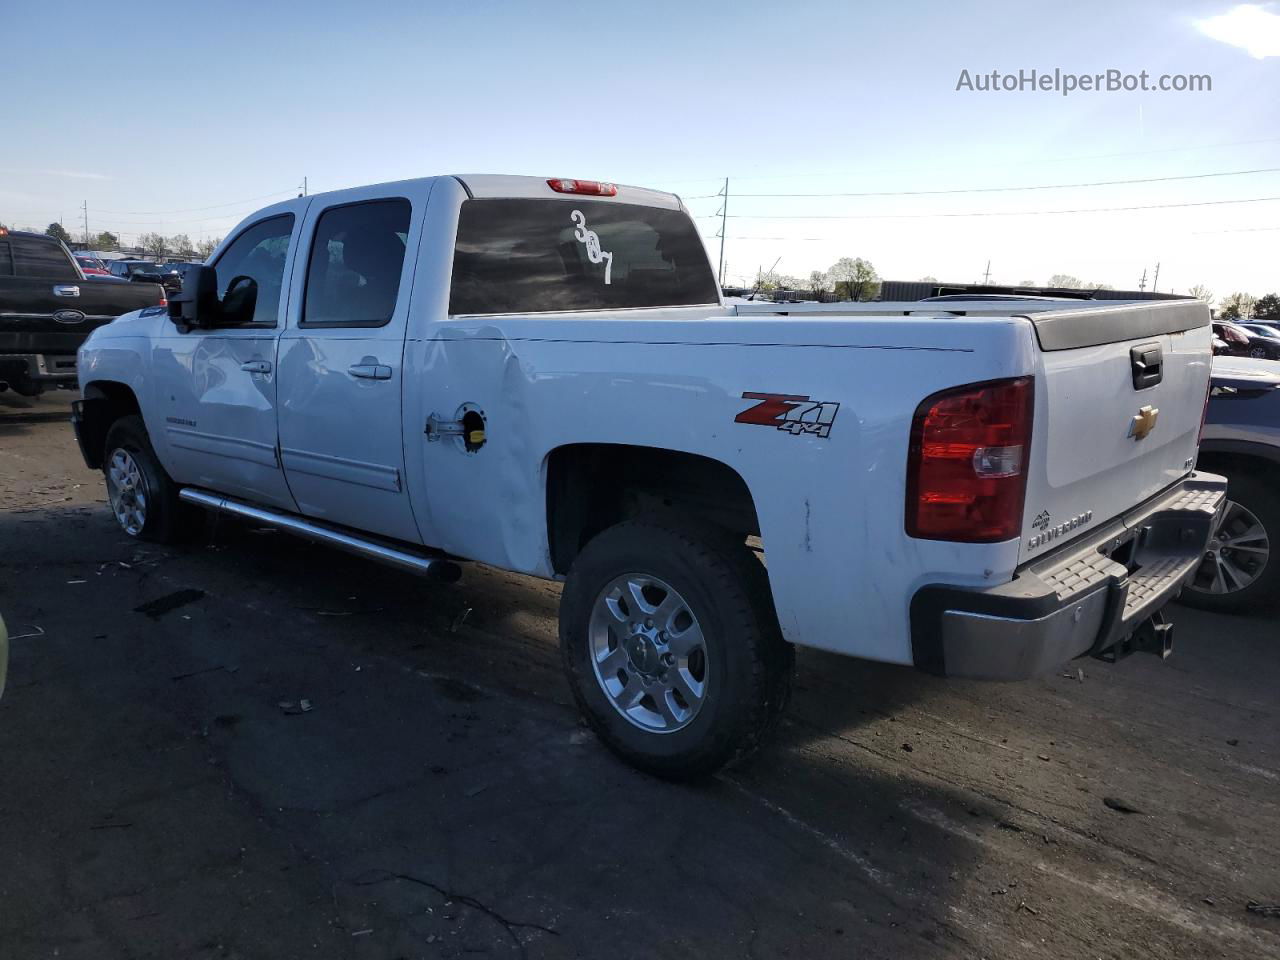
[0,353,78,386]
[910,472,1227,680]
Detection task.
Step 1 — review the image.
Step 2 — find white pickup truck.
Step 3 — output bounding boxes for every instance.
[71,174,1226,778]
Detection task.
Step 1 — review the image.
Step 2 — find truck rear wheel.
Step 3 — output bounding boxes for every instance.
[103,415,201,544]
[559,518,793,780]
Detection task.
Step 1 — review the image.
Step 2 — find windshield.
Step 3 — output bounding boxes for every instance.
[449,198,719,315]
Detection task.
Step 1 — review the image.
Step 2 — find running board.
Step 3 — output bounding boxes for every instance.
[179,488,461,582]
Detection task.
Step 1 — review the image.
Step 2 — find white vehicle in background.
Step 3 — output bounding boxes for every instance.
[72,174,1225,778]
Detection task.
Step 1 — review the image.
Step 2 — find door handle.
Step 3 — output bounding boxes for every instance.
[240,360,272,374]
[53,284,80,298]
[348,363,392,380]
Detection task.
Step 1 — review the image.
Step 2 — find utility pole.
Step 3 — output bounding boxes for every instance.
[717,178,728,287]
[81,200,89,246]
[982,259,992,285]
[1152,262,1160,294]
[1138,268,1147,292]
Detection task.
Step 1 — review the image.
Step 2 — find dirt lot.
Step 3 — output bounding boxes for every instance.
[1,391,1278,960]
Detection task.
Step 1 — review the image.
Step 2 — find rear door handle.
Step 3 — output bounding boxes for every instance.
[348,363,393,380]
[53,284,80,297]
[240,360,272,374]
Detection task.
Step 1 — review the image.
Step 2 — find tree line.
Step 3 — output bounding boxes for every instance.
[40,222,221,260]
[749,262,1276,319]
[15,224,1279,311]
[1217,291,1280,321]
[753,257,882,300]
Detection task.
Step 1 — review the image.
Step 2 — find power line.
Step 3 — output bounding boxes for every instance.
[674,136,1280,190]
[4,200,275,224]
[698,195,1280,221]
[683,166,1280,200]
[10,206,270,228]
[1193,225,1280,235]
[92,188,297,216]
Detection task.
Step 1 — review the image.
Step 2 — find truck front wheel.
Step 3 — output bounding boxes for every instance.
[559,518,793,780]
[103,415,201,544]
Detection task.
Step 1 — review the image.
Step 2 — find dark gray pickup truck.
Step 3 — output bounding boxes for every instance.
[0,229,164,395]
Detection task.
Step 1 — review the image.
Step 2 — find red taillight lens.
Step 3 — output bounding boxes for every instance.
[156,288,167,307]
[906,377,1034,542]
[547,178,618,196]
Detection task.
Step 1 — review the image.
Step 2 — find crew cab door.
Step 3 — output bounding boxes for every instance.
[149,209,304,510]
[276,183,431,542]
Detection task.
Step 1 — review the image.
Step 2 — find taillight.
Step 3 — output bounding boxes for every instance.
[156,287,167,307]
[906,377,1034,543]
[547,178,618,196]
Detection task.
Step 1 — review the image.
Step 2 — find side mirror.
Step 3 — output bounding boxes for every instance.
[168,264,220,331]
[220,275,259,325]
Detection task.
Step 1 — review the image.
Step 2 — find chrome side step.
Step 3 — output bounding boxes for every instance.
[179,488,461,582]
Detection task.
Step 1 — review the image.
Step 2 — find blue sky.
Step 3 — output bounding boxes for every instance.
[4,0,1278,299]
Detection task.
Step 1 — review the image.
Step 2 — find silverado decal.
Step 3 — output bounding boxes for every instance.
[1027,510,1093,550]
[734,393,840,438]
[570,209,613,284]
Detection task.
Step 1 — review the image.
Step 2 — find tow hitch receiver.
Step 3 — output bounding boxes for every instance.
[1093,610,1175,664]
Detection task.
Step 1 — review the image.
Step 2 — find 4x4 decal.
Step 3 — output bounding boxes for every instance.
[734,393,840,439]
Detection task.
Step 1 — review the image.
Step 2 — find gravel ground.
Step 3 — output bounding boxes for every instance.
[1,391,1278,960]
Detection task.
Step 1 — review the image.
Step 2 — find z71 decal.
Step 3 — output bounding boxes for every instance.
[734,392,841,439]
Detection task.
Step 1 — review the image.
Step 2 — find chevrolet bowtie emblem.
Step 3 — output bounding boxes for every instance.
[1130,404,1159,441]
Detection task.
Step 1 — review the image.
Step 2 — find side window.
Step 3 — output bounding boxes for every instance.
[13,239,77,280]
[302,199,411,327]
[0,242,12,277]
[210,214,295,326]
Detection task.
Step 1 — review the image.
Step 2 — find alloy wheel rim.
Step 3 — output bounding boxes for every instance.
[587,573,708,733]
[1189,499,1269,595]
[106,448,149,536]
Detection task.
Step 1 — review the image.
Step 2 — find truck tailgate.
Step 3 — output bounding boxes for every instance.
[1019,301,1212,564]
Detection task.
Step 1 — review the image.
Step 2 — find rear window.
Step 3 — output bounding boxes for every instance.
[449,199,719,315]
[13,237,77,280]
[0,241,11,277]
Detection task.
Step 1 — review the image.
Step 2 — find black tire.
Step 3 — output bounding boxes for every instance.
[103,415,202,544]
[560,518,793,780]
[1179,472,1279,613]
